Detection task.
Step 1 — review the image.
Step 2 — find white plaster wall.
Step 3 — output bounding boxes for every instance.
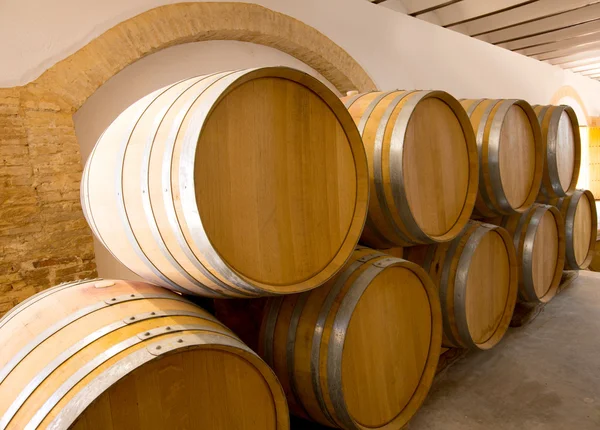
[2,0,600,115]
[74,40,335,280]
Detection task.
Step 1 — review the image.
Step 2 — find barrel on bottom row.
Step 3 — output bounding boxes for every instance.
[259,249,442,430]
[490,204,565,304]
[554,190,597,270]
[404,221,518,350]
[0,280,288,430]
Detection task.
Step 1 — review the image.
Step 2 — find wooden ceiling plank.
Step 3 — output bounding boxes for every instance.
[485,3,600,44]
[516,31,600,56]
[499,19,600,51]
[480,3,600,44]
[418,0,533,26]
[555,53,600,68]
[569,62,600,72]
[449,0,600,37]
[535,41,600,61]
[394,0,462,15]
[579,67,600,75]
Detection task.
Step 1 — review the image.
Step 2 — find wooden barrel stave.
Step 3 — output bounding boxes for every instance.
[260,249,442,430]
[492,204,565,303]
[404,221,518,349]
[555,190,597,269]
[0,279,288,429]
[461,99,543,217]
[533,105,581,198]
[83,67,370,297]
[343,90,479,247]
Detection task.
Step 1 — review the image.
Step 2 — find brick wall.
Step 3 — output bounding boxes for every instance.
[0,87,96,316]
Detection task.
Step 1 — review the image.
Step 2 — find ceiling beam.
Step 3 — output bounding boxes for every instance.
[535,41,600,62]
[515,31,600,56]
[579,67,600,76]
[554,53,600,68]
[568,62,600,72]
[499,19,600,51]
[417,0,533,27]
[391,0,462,15]
[479,3,600,44]
[449,0,600,37]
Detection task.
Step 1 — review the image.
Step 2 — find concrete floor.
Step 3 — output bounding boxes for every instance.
[291,271,600,429]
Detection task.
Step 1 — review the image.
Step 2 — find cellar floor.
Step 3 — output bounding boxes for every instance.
[291,270,600,430]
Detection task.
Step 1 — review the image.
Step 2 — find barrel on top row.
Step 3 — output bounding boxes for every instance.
[461,99,544,217]
[82,68,369,298]
[534,104,581,199]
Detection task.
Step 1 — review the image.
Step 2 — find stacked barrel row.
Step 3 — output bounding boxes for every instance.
[1,66,597,430]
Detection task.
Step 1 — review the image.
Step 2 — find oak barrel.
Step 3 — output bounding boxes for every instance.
[554,190,597,269]
[82,67,369,298]
[341,91,478,247]
[461,99,543,217]
[493,204,565,303]
[0,279,288,430]
[260,248,442,429]
[533,105,581,198]
[404,221,518,349]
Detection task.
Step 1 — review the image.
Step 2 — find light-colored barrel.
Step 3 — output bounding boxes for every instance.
[0,279,288,430]
[461,99,543,217]
[82,67,369,298]
[555,190,597,269]
[533,105,581,198]
[404,221,518,350]
[260,248,442,430]
[342,91,478,247]
[495,204,565,303]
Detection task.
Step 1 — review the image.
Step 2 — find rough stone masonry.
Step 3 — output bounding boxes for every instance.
[0,86,97,317]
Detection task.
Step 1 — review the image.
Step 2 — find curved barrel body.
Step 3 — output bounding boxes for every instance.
[0,279,288,430]
[82,67,369,297]
[342,91,478,247]
[260,248,442,430]
[404,221,518,349]
[461,99,543,217]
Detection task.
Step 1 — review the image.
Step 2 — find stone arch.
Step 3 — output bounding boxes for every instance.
[550,85,589,125]
[28,2,377,112]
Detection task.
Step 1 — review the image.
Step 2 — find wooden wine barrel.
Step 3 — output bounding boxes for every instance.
[460,99,543,217]
[260,248,442,430]
[404,221,518,349]
[494,204,565,303]
[533,105,581,198]
[0,279,288,430]
[341,91,478,247]
[555,190,597,269]
[82,67,369,298]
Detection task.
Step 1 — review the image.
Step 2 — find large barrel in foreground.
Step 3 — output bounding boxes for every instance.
[533,105,581,198]
[555,190,597,269]
[0,279,288,430]
[404,221,518,349]
[461,99,543,217]
[342,91,478,247]
[260,248,442,430]
[494,204,565,303]
[82,67,369,297]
